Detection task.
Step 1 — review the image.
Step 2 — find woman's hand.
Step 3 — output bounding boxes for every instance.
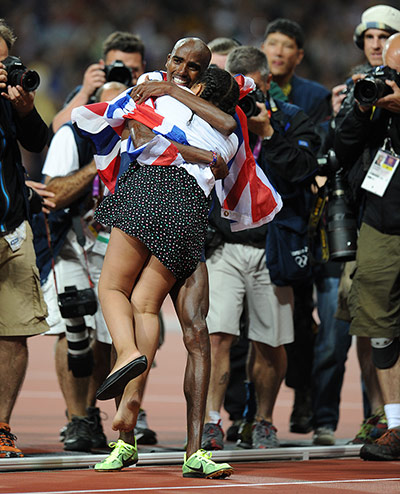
[210,154,228,180]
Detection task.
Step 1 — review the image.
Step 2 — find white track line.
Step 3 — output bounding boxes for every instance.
[4,477,400,494]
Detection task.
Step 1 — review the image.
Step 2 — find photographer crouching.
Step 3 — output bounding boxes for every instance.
[334,32,400,462]
[0,18,50,457]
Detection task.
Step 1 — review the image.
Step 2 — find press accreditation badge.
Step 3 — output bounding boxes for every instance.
[361,148,400,197]
[92,231,110,256]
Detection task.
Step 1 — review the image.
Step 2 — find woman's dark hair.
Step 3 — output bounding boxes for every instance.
[197,66,239,116]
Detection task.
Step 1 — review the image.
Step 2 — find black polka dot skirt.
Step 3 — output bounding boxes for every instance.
[94,165,209,280]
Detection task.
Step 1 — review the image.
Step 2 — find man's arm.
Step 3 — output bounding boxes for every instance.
[333,89,373,165]
[249,102,320,182]
[130,81,236,135]
[0,58,48,152]
[45,161,97,210]
[52,63,107,133]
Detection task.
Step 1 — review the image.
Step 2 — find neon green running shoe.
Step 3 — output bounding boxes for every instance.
[94,439,138,472]
[182,449,234,479]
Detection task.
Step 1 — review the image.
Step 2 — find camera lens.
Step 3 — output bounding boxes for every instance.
[354,77,390,105]
[20,70,40,92]
[326,173,357,262]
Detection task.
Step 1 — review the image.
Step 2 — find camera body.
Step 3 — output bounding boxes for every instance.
[238,88,265,118]
[104,59,132,86]
[317,151,357,262]
[2,56,40,92]
[354,65,400,106]
[58,285,97,319]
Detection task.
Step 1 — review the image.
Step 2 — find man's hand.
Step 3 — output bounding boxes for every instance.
[331,84,347,116]
[3,85,34,116]
[130,79,174,104]
[25,180,56,214]
[0,61,7,91]
[80,62,107,99]
[375,79,400,113]
[0,60,35,117]
[247,102,274,139]
[128,119,155,147]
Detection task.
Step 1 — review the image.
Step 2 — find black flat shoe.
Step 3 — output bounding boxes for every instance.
[96,355,148,401]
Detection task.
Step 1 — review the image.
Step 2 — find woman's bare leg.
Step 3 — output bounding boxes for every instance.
[112,254,176,431]
[98,227,149,376]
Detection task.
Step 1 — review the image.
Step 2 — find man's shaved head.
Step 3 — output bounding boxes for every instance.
[166,37,211,88]
[171,37,211,72]
[384,32,400,71]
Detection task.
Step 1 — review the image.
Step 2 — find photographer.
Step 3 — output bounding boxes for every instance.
[325,5,400,448]
[50,31,146,136]
[201,46,320,451]
[0,18,49,458]
[334,32,400,462]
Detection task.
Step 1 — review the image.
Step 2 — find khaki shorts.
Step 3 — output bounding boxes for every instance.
[206,243,294,347]
[0,221,49,336]
[349,222,400,338]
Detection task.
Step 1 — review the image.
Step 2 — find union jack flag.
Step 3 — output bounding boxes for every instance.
[71,76,282,231]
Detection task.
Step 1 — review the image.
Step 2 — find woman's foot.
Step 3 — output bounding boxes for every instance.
[112,381,141,431]
[96,355,148,401]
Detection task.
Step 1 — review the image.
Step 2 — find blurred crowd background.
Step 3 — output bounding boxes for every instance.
[2,0,390,125]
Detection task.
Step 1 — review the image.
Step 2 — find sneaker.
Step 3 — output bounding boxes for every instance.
[226,419,241,442]
[64,416,93,452]
[0,423,23,458]
[348,407,388,445]
[87,407,108,449]
[252,420,279,449]
[235,420,253,449]
[94,439,138,472]
[313,426,336,446]
[134,409,157,445]
[182,449,233,479]
[201,422,224,451]
[360,427,400,461]
[290,388,313,434]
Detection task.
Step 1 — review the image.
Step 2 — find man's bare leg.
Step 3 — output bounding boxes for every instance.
[170,262,211,458]
[357,336,384,414]
[55,334,89,419]
[0,336,28,424]
[87,340,111,408]
[205,332,236,421]
[251,341,287,423]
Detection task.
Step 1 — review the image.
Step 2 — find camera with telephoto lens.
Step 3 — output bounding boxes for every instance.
[58,285,97,319]
[316,150,357,262]
[104,59,132,86]
[238,88,265,118]
[2,56,40,92]
[354,65,400,106]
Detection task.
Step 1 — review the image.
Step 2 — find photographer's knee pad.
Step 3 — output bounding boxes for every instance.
[371,337,400,369]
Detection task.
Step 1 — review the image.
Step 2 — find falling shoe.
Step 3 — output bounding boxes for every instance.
[96,355,148,401]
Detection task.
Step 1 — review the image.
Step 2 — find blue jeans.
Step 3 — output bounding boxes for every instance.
[312,277,352,430]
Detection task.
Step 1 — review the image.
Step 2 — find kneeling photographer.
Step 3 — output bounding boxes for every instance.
[333,32,400,461]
